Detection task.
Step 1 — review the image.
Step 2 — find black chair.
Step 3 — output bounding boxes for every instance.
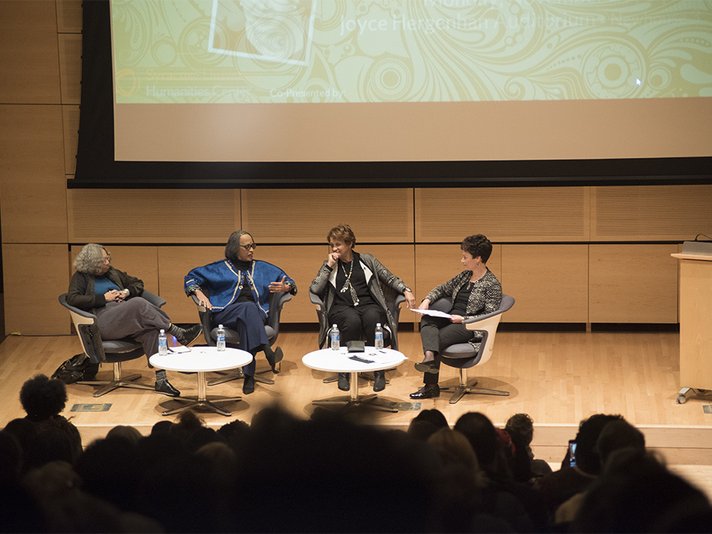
[430,295,515,404]
[309,289,405,385]
[58,291,165,397]
[192,291,293,386]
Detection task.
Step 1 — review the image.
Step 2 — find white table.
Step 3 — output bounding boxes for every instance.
[149,346,252,417]
[302,347,407,413]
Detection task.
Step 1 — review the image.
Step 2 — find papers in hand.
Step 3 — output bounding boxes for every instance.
[410,308,453,319]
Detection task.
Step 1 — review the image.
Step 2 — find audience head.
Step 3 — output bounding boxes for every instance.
[574,413,623,475]
[461,234,492,263]
[505,412,534,445]
[20,374,67,421]
[74,243,110,275]
[414,408,448,429]
[427,428,484,482]
[573,448,711,532]
[595,418,645,466]
[224,229,255,263]
[327,224,356,248]
[105,425,142,444]
[454,412,500,469]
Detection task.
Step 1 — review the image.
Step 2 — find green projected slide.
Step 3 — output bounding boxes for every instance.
[111,0,712,104]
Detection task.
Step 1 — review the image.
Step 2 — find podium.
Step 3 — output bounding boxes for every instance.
[672,243,712,404]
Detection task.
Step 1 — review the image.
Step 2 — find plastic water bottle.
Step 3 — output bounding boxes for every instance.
[216,324,226,351]
[374,323,384,349]
[330,324,340,350]
[158,329,168,356]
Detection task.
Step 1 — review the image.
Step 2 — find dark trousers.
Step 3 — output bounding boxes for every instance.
[211,301,268,377]
[328,303,386,346]
[419,315,474,385]
[95,297,171,367]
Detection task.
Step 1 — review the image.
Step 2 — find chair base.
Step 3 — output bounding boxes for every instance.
[312,394,399,413]
[441,379,509,404]
[207,366,275,386]
[77,364,154,398]
[160,395,242,417]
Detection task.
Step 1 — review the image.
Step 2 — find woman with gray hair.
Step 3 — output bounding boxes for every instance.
[67,244,201,397]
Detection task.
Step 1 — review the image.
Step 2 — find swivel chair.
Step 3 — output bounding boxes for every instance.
[192,291,293,386]
[58,291,165,397]
[430,295,515,404]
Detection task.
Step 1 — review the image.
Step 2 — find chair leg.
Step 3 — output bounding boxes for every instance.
[76,362,154,398]
[444,369,509,405]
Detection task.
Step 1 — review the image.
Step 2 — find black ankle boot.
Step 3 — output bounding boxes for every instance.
[264,345,284,373]
[155,379,180,397]
[243,374,255,394]
[373,371,386,392]
[169,324,202,345]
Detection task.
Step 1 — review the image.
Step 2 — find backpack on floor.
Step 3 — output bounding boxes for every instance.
[51,354,99,384]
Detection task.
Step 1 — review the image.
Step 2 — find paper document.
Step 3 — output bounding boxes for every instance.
[410,308,453,319]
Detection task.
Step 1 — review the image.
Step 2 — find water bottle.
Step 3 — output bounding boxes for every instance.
[216,324,226,351]
[374,323,384,349]
[330,324,340,350]
[158,329,168,356]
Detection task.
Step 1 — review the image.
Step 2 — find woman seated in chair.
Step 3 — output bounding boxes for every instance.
[310,224,416,393]
[184,230,297,394]
[410,234,502,400]
[67,244,202,397]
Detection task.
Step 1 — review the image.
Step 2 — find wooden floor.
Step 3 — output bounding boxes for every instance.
[1,328,711,468]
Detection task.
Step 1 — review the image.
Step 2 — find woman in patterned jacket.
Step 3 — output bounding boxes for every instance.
[410,234,502,400]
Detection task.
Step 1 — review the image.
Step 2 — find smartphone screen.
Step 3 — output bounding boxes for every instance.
[568,440,577,468]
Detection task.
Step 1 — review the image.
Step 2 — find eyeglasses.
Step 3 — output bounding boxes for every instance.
[240,243,257,250]
[101,253,111,262]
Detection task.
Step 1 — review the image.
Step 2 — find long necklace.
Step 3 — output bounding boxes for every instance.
[339,260,360,306]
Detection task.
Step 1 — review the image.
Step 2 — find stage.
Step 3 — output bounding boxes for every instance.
[1,328,711,470]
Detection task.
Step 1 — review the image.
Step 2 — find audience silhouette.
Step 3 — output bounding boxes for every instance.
[2,376,711,532]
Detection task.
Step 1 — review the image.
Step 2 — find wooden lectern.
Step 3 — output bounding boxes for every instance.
[672,242,712,404]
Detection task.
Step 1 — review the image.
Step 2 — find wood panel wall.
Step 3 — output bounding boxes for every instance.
[1,1,712,334]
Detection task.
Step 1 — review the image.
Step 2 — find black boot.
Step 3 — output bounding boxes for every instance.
[338,373,350,391]
[169,324,202,346]
[243,374,255,394]
[155,370,180,397]
[264,345,284,373]
[373,371,386,392]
